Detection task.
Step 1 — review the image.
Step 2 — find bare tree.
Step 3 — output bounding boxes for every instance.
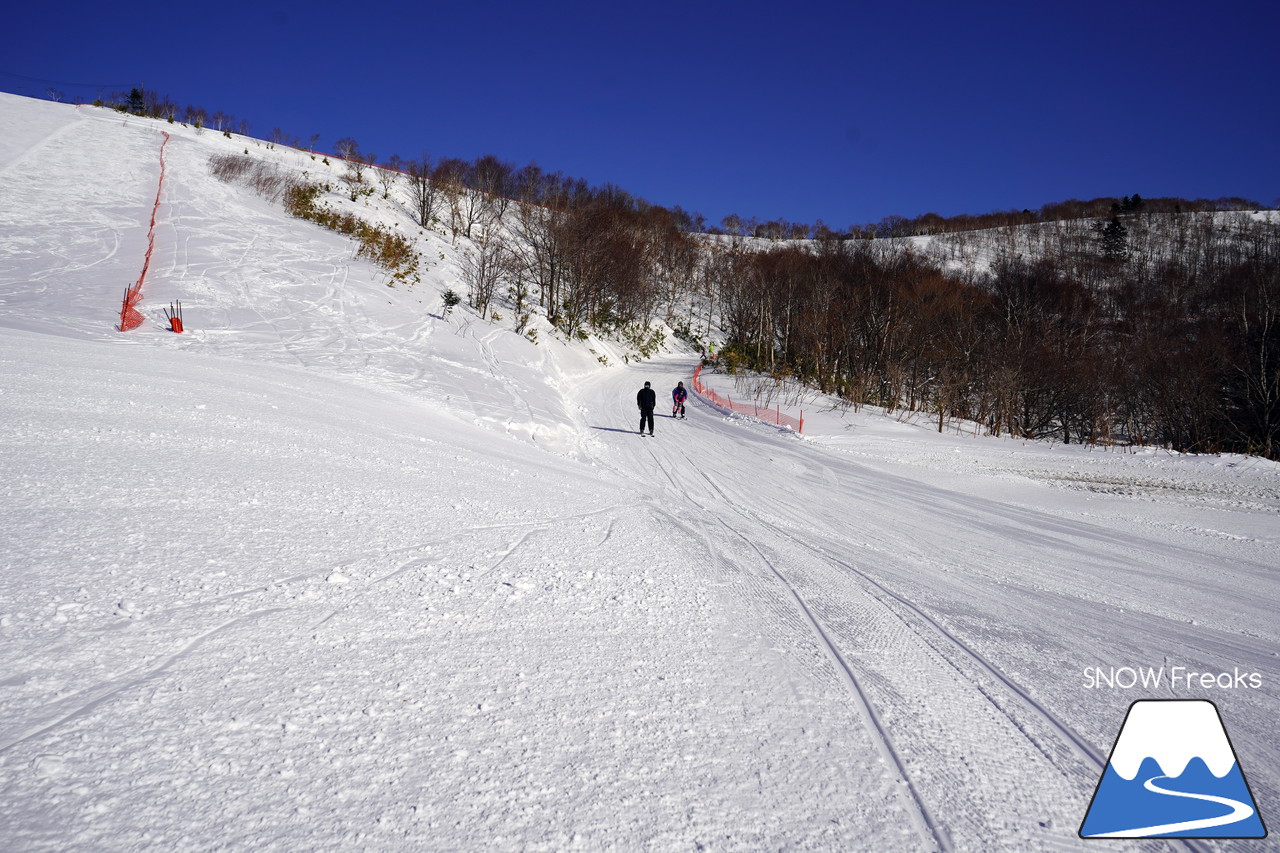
[334,137,359,159]
[433,158,471,243]
[335,137,367,184]
[652,216,701,323]
[461,232,512,319]
[510,171,575,323]
[376,155,402,198]
[406,155,439,228]
[473,154,515,217]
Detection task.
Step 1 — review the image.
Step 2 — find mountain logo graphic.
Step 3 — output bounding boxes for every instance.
[1080,699,1267,839]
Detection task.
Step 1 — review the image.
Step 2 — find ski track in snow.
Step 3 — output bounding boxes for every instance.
[0,607,289,756]
[2,93,1276,852]
[712,511,954,853]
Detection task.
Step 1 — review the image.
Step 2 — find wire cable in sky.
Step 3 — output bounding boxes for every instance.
[0,69,131,88]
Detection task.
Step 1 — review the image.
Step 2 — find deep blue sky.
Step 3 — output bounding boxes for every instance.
[4,0,1277,228]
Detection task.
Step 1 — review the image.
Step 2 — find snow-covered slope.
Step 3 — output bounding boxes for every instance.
[2,92,1277,852]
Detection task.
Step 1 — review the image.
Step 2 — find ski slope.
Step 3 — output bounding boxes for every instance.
[1,92,1277,852]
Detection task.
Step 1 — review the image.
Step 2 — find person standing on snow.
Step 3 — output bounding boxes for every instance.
[672,381,687,419]
[637,381,656,436]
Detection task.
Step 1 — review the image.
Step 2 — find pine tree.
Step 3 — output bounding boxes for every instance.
[1093,216,1129,261]
[441,289,461,318]
[125,88,146,115]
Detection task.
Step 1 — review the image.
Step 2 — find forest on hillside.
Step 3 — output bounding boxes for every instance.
[232,141,1280,460]
[710,214,1280,460]
[158,80,1280,461]
[290,145,1280,461]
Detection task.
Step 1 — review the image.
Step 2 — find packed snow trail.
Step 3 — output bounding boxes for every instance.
[570,360,1276,852]
[2,93,1276,852]
[1,333,921,851]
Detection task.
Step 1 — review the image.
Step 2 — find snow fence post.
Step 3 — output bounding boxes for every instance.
[164,301,184,333]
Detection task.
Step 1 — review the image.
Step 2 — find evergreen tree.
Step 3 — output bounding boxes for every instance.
[125,88,146,115]
[441,289,461,318]
[1093,216,1129,261]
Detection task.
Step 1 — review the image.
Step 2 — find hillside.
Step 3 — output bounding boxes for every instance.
[1,92,1277,851]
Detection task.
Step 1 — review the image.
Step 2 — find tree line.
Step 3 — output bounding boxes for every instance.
[178,85,1280,458]
[101,87,252,137]
[420,150,1278,459]
[712,215,1280,459]
[264,142,1280,458]
[708,194,1269,242]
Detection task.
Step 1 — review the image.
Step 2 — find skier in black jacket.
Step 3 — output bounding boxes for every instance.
[637,381,656,435]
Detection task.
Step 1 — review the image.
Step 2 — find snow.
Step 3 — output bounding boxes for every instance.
[1,91,1277,851]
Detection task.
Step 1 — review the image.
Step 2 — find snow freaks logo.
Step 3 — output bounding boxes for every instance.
[1082,665,1262,690]
[1079,700,1267,839]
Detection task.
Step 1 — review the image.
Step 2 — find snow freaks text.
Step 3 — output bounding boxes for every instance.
[1083,666,1262,690]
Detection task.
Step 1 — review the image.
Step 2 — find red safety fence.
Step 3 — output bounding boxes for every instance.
[690,363,804,434]
[119,131,170,331]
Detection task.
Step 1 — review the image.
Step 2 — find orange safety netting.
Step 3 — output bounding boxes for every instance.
[118,132,170,331]
[690,363,804,433]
